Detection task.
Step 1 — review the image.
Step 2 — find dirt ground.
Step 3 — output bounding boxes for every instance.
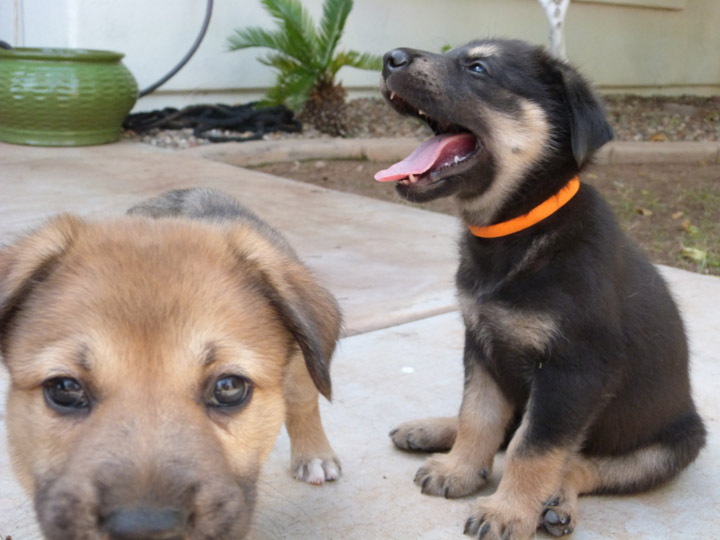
[254,159,720,276]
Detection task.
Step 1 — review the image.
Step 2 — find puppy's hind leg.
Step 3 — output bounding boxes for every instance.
[539,448,689,538]
[284,351,341,485]
[539,410,706,537]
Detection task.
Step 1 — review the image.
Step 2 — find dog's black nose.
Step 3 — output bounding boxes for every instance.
[105,508,187,540]
[384,48,411,72]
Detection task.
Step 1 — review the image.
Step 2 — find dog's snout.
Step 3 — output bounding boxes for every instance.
[104,508,187,540]
[384,48,412,74]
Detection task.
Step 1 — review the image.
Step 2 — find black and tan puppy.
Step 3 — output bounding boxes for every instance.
[376,39,706,539]
[0,188,341,540]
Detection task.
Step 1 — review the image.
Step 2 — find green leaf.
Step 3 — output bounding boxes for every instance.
[227,26,286,52]
[259,52,302,72]
[317,0,353,68]
[269,70,316,109]
[260,0,319,67]
[681,247,707,264]
[329,50,383,76]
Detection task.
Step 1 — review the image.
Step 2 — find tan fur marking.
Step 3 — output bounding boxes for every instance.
[540,446,678,536]
[563,445,673,496]
[459,293,559,354]
[467,420,572,539]
[459,99,551,226]
[283,349,340,483]
[414,365,513,498]
[465,44,500,58]
[391,416,458,452]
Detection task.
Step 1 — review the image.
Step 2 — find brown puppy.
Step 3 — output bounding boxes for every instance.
[377,39,706,539]
[0,188,341,540]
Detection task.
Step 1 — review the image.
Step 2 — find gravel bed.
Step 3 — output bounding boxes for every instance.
[124,95,720,150]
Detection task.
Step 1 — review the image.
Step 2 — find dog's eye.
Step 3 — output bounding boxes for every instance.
[467,61,488,75]
[208,375,253,409]
[43,377,90,413]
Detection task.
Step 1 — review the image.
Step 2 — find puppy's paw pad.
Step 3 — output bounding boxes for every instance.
[542,509,574,537]
[541,495,575,537]
[293,457,341,485]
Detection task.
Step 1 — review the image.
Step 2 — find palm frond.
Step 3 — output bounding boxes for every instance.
[267,70,317,109]
[227,26,285,52]
[229,26,319,69]
[260,52,319,88]
[261,0,319,68]
[329,50,383,77]
[258,52,301,71]
[317,0,353,68]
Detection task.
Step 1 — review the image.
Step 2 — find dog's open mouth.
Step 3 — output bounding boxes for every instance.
[374,93,483,188]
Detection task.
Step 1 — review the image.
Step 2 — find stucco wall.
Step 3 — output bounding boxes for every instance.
[1,0,718,112]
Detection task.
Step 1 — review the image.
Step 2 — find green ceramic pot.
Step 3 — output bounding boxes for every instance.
[0,47,138,146]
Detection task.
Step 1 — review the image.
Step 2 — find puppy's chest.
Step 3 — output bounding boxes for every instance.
[458,288,559,361]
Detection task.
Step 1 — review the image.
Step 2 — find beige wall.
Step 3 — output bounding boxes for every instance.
[343,0,719,96]
[567,0,720,94]
[2,0,716,112]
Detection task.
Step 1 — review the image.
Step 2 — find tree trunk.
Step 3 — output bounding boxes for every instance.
[299,81,349,137]
[538,0,570,60]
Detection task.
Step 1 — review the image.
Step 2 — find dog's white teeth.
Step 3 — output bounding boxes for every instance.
[454,155,461,164]
[418,109,425,116]
[399,175,420,186]
[390,92,396,101]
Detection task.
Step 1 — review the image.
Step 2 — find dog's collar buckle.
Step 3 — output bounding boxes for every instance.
[468,177,580,238]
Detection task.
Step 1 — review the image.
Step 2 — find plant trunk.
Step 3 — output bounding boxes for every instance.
[299,81,348,137]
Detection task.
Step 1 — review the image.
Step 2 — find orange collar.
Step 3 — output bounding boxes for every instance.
[468,177,580,238]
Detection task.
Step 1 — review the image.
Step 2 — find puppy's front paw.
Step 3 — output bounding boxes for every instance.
[414,454,489,498]
[292,456,341,485]
[390,417,457,453]
[464,496,536,540]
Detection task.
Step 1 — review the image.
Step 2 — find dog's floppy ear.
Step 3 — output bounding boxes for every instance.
[0,215,83,356]
[555,61,614,167]
[227,226,341,401]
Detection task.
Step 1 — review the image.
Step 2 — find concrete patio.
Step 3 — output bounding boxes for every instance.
[1,139,718,539]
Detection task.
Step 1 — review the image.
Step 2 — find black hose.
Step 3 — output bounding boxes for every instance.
[123,102,302,142]
[138,0,214,98]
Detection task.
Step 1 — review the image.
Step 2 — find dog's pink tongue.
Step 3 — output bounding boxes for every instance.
[374,133,476,182]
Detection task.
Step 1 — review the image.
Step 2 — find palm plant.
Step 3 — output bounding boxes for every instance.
[227,0,382,135]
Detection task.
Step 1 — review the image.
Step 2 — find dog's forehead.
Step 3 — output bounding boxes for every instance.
[463,43,501,59]
[22,220,288,348]
[452,39,539,62]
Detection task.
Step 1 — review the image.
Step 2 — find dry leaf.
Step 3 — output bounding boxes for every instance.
[671,211,684,220]
[650,133,667,142]
[681,247,707,263]
[636,207,653,217]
